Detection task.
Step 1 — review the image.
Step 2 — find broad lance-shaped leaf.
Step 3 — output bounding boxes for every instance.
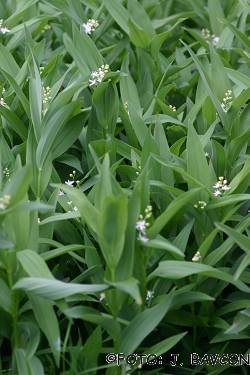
[225,308,250,334]
[99,194,127,270]
[51,183,100,235]
[150,18,186,59]
[127,18,150,49]
[28,294,61,366]
[107,278,142,305]
[147,188,202,238]
[13,278,109,299]
[187,122,210,200]
[147,261,250,293]
[64,306,121,340]
[119,294,173,355]
[92,82,119,135]
[36,100,83,169]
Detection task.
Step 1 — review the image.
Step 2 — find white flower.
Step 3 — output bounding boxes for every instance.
[89,79,97,86]
[0,98,6,106]
[221,185,230,191]
[205,152,210,157]
[83,22,92,34]
[221,103,227,113]
[59,190,65,196]
[137,233,149,243]
[135,220,147,234]
[65,180,74,186]
[83,19,99,35]
[212,36,219,46]
[192,251,201,262]
[0,27,10,34]
[146,290,154,300]
[214,190,222,196]
[100,293,105,301]
[213,182,221,189]
[73,206,78,211]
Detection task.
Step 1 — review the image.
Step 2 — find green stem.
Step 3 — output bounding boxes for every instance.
[191,303,196,351]
[5,250,19,349]
[37,168,42,198]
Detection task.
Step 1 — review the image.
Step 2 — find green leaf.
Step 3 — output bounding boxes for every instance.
[17,250,54,279]
[0,43,20,77]
[92,82,119,134]
[225,308,250,334]
[36,100,82,169]
[64,306,121,339]
[13,278,109,299]
[0,279,12,314]
[103,0,130,34]
[187,122,210,199]
[51,184,100,235]
[99,194,127,270]
[0,105,27,140]
[28,294,60,366]
[150,19,186,59]
[127,18,150,49]
[147,188,202,238]
[147,261,250,293]
[119,294,173,355]
[107,278,142,305]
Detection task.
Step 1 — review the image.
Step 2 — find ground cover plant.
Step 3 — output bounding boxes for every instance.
[1,0,250,374]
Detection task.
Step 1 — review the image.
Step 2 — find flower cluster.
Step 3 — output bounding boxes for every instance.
[201,28,219,46]
[194,201,207,210]
[0,194,11,211]
[136,205,152,243]
[169,104,176,112]
[3,167,10,179]
[83,19,99,35]
[67,201,78,213]
[0,20,10,34]
[43,86,52,104]
[65,170,80,188]
[0,87,6,106]
[213,176,230,196]
[89,65,109,87]
[221,90,232,113]
[192,251,201,262]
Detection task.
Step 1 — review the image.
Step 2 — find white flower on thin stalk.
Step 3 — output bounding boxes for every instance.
[212,36,219,46]
[146,290,154,300]
[65,180,74,186]
[214,189,222,197]
[137,233,149,243]
[0,97,6,106]
[135,220,147,234]
[1,27,10,34]
[0,20,10,34]
[100,293,105,301]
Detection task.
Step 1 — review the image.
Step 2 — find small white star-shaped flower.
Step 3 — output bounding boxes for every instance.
[1,27,10,34]
[214,190,222,196]
[65,180,74,186]
[136,220,147,234]
[83,22,92,34]
[137,233,149,243]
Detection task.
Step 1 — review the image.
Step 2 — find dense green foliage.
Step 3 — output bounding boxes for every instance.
[1,0,250,374]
